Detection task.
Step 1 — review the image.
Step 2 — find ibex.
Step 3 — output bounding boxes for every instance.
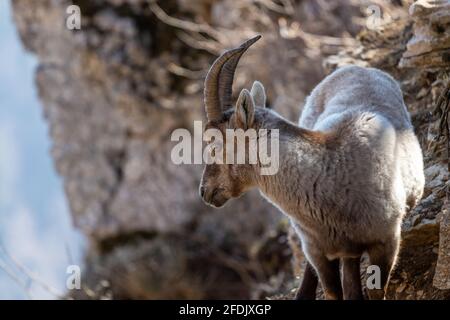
[198,36,424,300]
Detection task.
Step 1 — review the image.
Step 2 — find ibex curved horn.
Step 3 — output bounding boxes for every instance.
[203,35,261,122]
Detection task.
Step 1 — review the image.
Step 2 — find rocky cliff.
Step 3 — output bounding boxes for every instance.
[12,0,450,299]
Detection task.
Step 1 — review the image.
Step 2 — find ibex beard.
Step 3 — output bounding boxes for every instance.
[197,35,425,300]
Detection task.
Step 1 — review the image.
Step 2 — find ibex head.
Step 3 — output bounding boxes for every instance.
[199,36,268,207]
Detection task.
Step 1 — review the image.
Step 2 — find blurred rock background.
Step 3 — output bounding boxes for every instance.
[10,0,450,299]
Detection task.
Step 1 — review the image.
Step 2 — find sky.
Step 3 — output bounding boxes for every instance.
[0,0,85,299]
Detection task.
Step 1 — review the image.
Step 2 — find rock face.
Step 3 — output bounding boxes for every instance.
[434,203,450,289]
[397,0,450,297]
[12,0,284,299]
[12,0,450,299]
[399,0,450,68]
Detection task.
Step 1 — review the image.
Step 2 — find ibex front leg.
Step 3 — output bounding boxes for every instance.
[295,262,318,300]
[342,257,363,300]
[308,253,342,300]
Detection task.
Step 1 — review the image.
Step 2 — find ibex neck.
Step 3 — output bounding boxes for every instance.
[255,119,336,217]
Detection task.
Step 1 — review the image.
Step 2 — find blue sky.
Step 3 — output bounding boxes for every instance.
[0,0,85,299]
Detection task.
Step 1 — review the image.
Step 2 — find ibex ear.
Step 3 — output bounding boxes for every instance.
[235,89,255,129]
[250,81,266,107]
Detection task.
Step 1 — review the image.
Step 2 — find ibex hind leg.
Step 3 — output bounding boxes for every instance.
[366,237,400,300]
[308,254,342,300]
[295,262,318,300]
[342,257,363,300]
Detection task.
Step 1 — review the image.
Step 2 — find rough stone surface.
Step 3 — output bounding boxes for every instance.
[399,0,450,68]
[434,202,450,289]
[12,0,285,299]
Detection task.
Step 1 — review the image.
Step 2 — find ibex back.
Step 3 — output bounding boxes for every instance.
[198,36,424,300]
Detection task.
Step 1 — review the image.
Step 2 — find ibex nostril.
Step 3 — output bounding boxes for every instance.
[200,186,205,198]
[211,188,219,200]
